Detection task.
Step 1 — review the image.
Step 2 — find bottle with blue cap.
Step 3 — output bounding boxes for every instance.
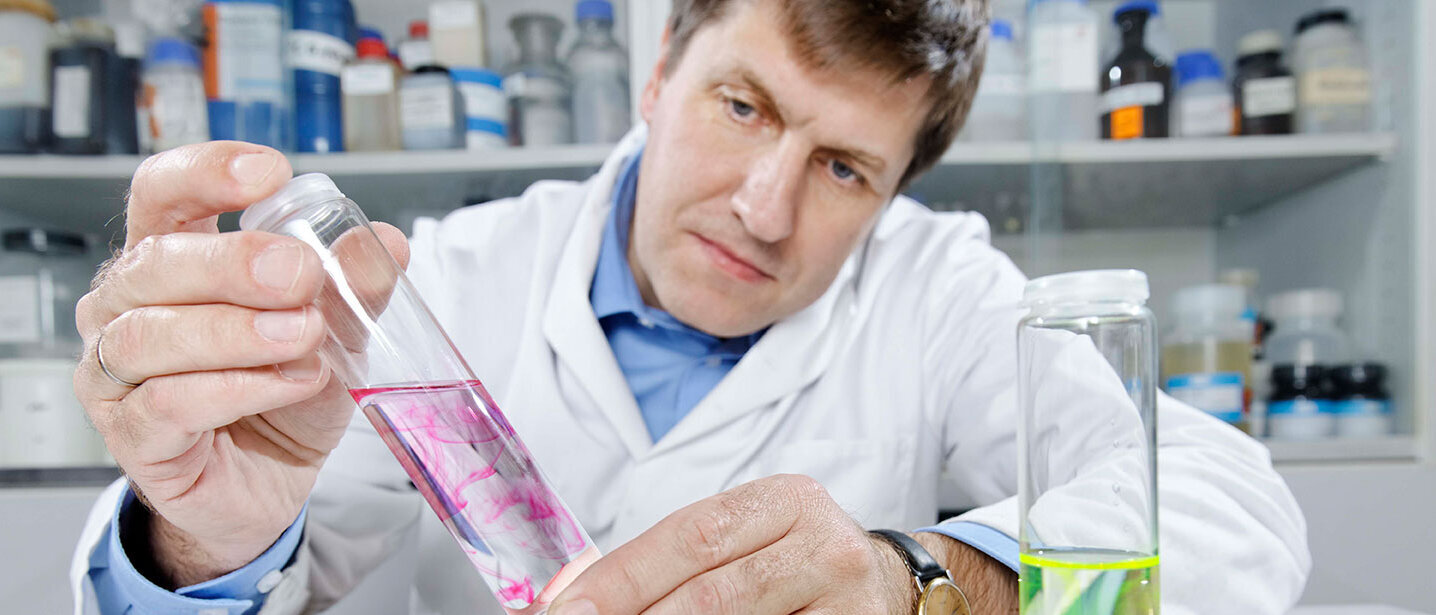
[962,19,1025,141]
[1173,49,1234,137]
[1100,1,1170,140]
[567,0,631,144]
[138,37,210,153]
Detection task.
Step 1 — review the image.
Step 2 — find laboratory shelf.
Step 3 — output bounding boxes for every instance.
[0,466,121,489]
[0,133,1397,234]
[1264,435,1420,465]
[917,133,1399,230]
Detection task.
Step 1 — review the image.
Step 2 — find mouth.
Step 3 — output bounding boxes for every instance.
[690,232,773,283]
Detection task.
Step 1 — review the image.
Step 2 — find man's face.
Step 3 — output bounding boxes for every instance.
[629,0,932,338]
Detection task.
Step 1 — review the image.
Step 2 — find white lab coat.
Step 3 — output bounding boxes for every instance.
[72,128,1310,614]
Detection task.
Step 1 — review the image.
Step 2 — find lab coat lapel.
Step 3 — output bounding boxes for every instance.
[542,131,654,460]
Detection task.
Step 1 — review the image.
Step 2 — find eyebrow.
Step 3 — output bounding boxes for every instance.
[724,65,890,177]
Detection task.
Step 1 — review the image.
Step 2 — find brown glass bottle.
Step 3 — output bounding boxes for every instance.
[1100,5,1170,139]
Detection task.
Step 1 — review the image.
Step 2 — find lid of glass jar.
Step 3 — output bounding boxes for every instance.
[1296,8,1350,35]
[1237,30,1284,58]
[239,173,347,233]
[0,0,56,22]
[1023,269,1149,306]
[1267,288,1343,320]
[2,228,88,255]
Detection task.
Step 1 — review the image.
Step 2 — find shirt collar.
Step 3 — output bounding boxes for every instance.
[588,150,764,349]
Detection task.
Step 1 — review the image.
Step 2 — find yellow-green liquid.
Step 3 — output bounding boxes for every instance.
[1020,548,1160,615]
[1161,340,1252,434]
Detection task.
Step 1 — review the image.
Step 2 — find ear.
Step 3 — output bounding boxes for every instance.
[640,24,674,124]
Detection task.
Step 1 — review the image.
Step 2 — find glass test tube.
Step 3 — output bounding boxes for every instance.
[239,174,599,613]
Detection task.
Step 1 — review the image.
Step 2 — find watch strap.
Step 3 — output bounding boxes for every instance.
[870,529,949,585]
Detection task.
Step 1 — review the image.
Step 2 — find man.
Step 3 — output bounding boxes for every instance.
[71,0,1310,613]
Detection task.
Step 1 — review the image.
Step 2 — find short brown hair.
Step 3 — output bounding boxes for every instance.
[665,0,990,190]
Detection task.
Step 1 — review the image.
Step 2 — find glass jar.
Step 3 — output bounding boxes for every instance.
[0,228,92,359]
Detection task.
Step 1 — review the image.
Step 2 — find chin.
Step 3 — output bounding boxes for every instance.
[661,285,772,338]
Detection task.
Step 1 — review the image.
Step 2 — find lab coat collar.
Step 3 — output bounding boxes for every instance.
[544,125,864,461]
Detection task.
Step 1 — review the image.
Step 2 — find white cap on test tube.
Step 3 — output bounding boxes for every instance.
[1022,269,1150,306]
[239,173,347,232]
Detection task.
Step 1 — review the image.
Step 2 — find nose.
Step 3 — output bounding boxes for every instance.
[731,136,806,244]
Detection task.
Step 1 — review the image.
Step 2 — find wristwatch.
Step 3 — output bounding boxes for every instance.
[870,529,972,615]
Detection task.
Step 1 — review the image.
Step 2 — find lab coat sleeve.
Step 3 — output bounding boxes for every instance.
[919,237,1311,615]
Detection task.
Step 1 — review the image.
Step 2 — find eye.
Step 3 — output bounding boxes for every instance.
[829,159,862,184]
[726,96,757,121]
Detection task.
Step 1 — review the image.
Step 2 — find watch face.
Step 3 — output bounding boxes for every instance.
[919,579,972,615]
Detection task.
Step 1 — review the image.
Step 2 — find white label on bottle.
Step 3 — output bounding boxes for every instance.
[53,65,92,138]
[145,71,210,151]
[1030,22,1099,93]
[0,47,23,89]
[209,2,284,101]
[398,40,435,71]
[287,30,355,77]
[1242,76,1296,117]
[0,276,41,343]
[977,73,1025,98]
[1179,94,1234,137]
[342,64,395,97]
[466,129,507,150]
[401,83,454,130]
[1299,68,1371,106]
[1101,82,1164,112]
[458,81,506,119]
[430,1,479,29]
[1165,372,1244,423]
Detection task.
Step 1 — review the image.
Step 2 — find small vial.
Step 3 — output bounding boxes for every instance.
[240,174,598,613]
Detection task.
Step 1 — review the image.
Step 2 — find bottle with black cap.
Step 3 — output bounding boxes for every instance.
[0,228,92,359]
[1267,364,1334,440]
[1292,8,1371,134]
[1330,363,1391,438]
[1233,29,1295,135]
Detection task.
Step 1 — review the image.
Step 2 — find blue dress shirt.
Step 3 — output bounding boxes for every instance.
[89,149,1014,613]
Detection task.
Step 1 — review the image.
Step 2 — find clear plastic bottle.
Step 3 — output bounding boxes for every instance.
[1018,270,1159,613]
[567,0,630,144]
[1161,284,1253,433]
[1172,49,1234,138]
[238,174,600,614]
[1264,288,1350,368]
[504,13,573,147]
[398,19,435,72]
[400,65,465,150]
[342,37,402,151]
[138,37,210,153]
[0,0,57,153]
[961,19,1025,142]
[1292,8,1371,134]
[1027,0,1099,142]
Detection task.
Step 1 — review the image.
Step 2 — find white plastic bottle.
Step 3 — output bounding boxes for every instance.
[398,20,435,72]
[342,37,401,152]
[138,37,209,153]
[1172,49,1234,138]
[1028,0,1099,142]
[1292,8,1371,134]
[567,0,630,144]
[961,19,1025,142]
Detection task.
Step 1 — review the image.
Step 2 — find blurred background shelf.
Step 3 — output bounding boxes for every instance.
[0,133,1397,235]
[1266,436,1418,465]
[0,467,121,489]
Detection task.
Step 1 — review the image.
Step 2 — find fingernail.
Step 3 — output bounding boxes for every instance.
[255,309,308,342]
[253,244,304,291]
[230,152,278,186]
[277,358,323,382]
[550,600,597,615]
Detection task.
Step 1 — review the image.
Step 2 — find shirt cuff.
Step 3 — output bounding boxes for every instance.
[103,485,307,614]
[915,521,1019,572]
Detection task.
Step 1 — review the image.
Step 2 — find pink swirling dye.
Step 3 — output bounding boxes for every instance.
[351,380,598,612]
